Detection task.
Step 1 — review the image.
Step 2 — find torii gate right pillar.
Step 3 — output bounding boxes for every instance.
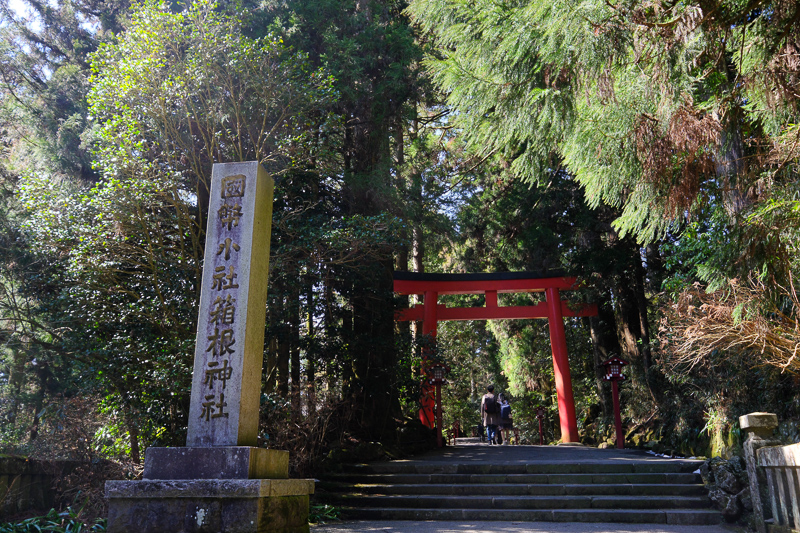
[546,287,579,443]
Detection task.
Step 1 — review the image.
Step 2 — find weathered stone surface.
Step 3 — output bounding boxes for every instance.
[187,162,274,448]
[708,487,742,521]
[107,494,309,533]
[737,487,754,512]
[143,447,288,480]
[714,464,743,494]
[729,455,746,471]
[0,458,85,515]
[699,461,712,485]
[106,479,312,533]
[758,442,800,467]
[740,413,779,438]
[665,510,724,526]
[741,413,781,533]
[106,479,313,499]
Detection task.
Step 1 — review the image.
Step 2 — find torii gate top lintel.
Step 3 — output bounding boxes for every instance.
[393,271,597,323]
[393,270,580,296]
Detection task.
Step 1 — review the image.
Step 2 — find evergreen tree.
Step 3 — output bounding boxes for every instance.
[407,0,800,243]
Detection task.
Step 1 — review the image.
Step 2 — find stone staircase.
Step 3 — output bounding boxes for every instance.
[316,446,723,525]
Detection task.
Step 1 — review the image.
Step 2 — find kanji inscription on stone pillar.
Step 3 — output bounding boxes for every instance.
[187,162,273,447]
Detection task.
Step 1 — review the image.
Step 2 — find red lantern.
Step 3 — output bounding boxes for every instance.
[601,356,628,382]
[428,362,449,385]
[427,362,450,448]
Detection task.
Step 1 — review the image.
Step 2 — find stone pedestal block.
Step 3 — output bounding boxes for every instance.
[740,413,779,439]
[144,447,288,480]
[106,479,314,533]
[740,411,780,533]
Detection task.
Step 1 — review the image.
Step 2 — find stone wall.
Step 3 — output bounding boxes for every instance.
[0,456,80,517]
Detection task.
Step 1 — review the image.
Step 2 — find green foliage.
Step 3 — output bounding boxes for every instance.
[0,506,106,533]
[88,0,337,185]
[408,0,800,244]
[1,0,344,458]
[308,503,341,525]
[5,0,800,478]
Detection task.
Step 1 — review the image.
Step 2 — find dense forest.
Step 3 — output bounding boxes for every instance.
[1,0,800,485]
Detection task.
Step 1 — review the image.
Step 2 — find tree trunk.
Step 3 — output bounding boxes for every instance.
[323,272,337,396]
[634,255,652,373]
[265,336,277,394]
[111,379,142,464]
[123,406,141,465]
[613,267,658,406]
[350,258,396,440]
[7,348,27,427]
[306,282,316,415]
[588,298,620,419]
[290,285,301,416]
[277,293,290,399]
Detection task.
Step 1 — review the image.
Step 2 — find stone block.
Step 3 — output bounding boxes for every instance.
[633,461,702,474]
[269,479,314,497]
[0,475,10,515]
[740,413,779,438]
[144,447,288,480]
[580,463,634,474]
[18,474,32,512]
[106,479,313,533]
[552,509,666,523]
[758,442,800,467]
[0,457,20,476]
[665,509,724,525]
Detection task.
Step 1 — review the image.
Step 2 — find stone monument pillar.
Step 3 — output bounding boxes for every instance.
[740,412,779,533]
[106,162,313,533]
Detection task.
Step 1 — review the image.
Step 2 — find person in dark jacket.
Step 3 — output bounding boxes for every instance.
[498,393,513,445]
[481,385,500,445]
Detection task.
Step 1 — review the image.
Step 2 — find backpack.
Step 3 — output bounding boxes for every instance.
[484,394,498,414]
[500,403,511,420]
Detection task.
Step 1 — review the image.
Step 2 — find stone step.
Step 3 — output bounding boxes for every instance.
[324,472,701,485]
[318,482,707,497]
[321,453,721,525]
[342,461,703,475]
[338,507,724,525]
[325,494,711,510]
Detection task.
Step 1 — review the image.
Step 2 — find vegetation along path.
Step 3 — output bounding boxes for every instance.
[316,442,727,527]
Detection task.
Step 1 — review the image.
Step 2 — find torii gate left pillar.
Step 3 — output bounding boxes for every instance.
[418,290,439,428]
[395,272,598,444]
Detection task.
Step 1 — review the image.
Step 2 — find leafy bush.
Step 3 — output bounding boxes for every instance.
[308,503,341,524]
[0,507,105,533]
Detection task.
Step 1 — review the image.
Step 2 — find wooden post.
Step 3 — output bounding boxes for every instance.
[612,379,624,449]
[545,287,579,443]
[435,381,443,448]
[419,290,438,428]
[538,416,544,446]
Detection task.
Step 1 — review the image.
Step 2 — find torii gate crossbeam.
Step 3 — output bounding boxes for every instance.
[394,271,598,444]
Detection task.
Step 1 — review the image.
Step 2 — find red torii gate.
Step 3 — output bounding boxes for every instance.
[394,271,598,444]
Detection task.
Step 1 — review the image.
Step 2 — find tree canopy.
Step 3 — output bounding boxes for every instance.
[1,0,800,474]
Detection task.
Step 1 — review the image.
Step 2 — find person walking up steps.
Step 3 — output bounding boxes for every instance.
[481,385,500,445]
[498,393,513,445]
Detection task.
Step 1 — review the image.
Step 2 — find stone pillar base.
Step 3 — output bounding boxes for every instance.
[106,479,314,533]
[143,447,288,480]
